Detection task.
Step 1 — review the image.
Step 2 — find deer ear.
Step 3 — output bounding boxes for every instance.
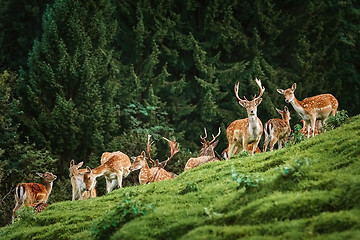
[36,172,44,178]
[141,151,146,158]
[78,161,84,168]
[292,83,296,91]
[277,89,284,95]
[70,160,74,167]
[86,166,92,173]
[284,106,289,111]
[255,98,262,106]
[276,108,282,115]
[131,156,136,161]
[238,101,247,108]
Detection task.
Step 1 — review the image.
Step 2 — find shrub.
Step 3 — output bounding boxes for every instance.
[286,124,305,146]
[231,168,264,191]
[324,110,349,131]
[13,205,37,224]
[179,182,198,194]
[281,158,310,182]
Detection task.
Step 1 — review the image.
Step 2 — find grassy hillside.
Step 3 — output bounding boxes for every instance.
[1,116,360,240]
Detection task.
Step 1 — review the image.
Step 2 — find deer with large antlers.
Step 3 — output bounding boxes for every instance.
[277,83,338,138]
[83,151,131,193]
[184,128,221,171]
[226,78,265,158]
[69,160,96,200]
[130,135,179,184]
[263,106,291,152]
[12,172,57,223]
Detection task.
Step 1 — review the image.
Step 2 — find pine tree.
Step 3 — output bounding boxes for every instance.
[17,0,119,169]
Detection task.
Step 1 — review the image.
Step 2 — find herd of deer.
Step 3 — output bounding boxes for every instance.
[11,79,338,223]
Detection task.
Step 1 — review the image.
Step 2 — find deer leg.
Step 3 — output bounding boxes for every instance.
[252,140,260,155]
[310,118,316,137]
[278,139,283,149]
[116,170,123,189]
[306,120,311,138]
[12,197,24,223]
[242,138,250,155]
[227,144,236,159]
[12,203,21,223]
[263,133,269,152]
[269,136,278,151]
[72,186,76,201]
[105,177,112,193]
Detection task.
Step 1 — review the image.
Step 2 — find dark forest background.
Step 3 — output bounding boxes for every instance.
[0,0,359,226]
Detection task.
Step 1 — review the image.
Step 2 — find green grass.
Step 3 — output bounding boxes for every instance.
[1,115,360,240]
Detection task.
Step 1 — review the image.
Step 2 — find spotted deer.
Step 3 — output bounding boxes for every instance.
[277,83,338,138]
[69,160,96,200]
[263,106,291,152]
[12,172,57,223]
[130,135,179,184]
[83,152,131,193]
[226,78,265,158]
[184,128,221,171]
[222,143,261,158]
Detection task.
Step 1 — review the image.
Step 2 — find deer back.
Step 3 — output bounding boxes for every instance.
[184,156,219,171]
[264,119,290,139]
[15,183,48,205]
[300,94,338,115]
[149,167,173,182]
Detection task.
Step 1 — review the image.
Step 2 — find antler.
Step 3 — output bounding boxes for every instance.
[200,128,208,143]
[209,127,221,144]
[234,82,248,104]
[159,137,179,168]
[147,134,155,166]
[253,78,265,101]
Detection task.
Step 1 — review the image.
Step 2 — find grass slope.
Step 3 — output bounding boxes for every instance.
[1,116,360,240]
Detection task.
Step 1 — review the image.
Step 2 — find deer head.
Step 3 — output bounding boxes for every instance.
[69,160,84,178]
[235,78,265,116]
[276,106,291,122]
[130,151,148,171]
[198,127,221,157]
[277,83,296,103]
[37,172,57,183]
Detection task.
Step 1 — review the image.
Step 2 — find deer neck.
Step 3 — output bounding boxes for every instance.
[248,114,259,128]
[92,165,107,178]
[283,116,290,127]
[44,181,54,196]
[139,160,152,183]
[289,97,308,120]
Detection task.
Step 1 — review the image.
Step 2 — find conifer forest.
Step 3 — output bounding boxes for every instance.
[0,0,359,226]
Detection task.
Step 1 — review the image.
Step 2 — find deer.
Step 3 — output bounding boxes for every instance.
[263,106,291,152]
[12,172,57,223]
[31,202,50,213]
[226,78,265,158]
[83,151,131,193]
[129,135,179,184]
[184,128,221,171]
[69,160,96,200]
[222,143,261,159]
[277,83,338,138]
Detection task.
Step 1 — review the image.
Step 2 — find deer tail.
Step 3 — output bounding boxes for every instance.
[264,123,274,140]
[15,184,26,204]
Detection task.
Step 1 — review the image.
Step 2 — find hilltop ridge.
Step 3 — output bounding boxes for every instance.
[1,115,360,239]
